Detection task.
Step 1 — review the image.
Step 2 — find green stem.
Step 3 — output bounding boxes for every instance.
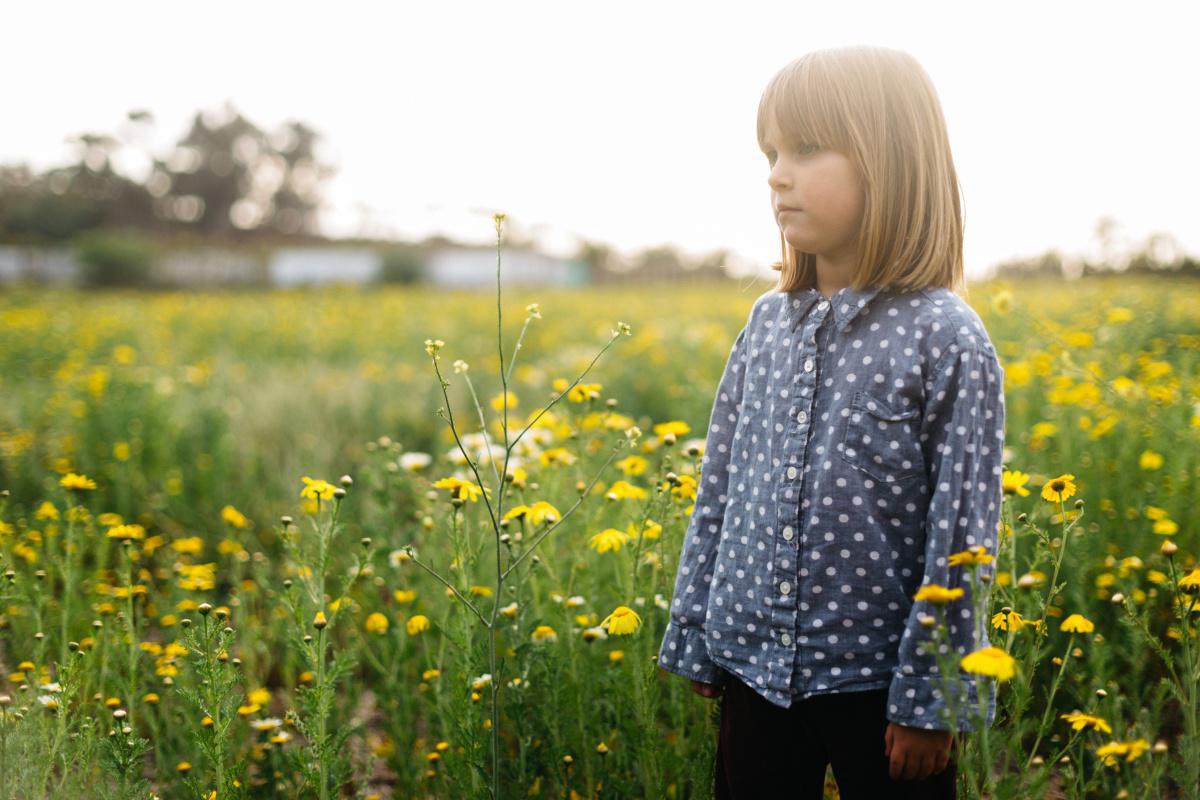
[317,625,328,800]
[125,548,137,729]
[59,509,76,678]
[1025,634,1075,769]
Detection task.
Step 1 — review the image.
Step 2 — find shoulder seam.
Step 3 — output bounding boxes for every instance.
[928,339,995,385]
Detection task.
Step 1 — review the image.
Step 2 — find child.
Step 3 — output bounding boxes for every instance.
[657,46,1006,799]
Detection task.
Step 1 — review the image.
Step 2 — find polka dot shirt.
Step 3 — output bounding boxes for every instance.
[657,284,1005,732]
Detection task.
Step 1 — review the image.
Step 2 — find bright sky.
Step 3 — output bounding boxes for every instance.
[4,1,1198,280]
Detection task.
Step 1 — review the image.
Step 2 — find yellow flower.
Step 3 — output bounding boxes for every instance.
[106,524,146,541]
[565,382,602,403]
[653,421,691,440]
[1060,614,1095,634]
[1175,567,1200,593]
[312,611,328,629]
[248,687,271,706]
[948,546,994,567]
[589,528,630,554]
[615,455,648,476]
[670,474,698,504]
[1017,570,1046,589]
[59,473,97,491]
[537,447,577,467]
[1060,711,1113,734]
[300,476,337,501]
[531,625,558,643]
[1150,515,1178,535]
[221,505,248,529]
[626,519,662,541]
[406,615,430,636]
[604,480,647,501]
[913,584,965,605]
[506,465,528,488]
[365,612,389,635]
[991,609,1027,632]
[171,537,204,555]
[35,501,60,520]
[600,606,642,636]
[1041,474,1077,503]
[1002,469,1031,497]
[502,501,560,526]
[960,646,1017,682]
[1138,450,1163,470]
[431,476,489,503]
[1096,738,1150,767]
[490,390,519,411]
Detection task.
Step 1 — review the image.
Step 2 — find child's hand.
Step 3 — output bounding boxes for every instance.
[884,722,953,781]
[690,679,723,699]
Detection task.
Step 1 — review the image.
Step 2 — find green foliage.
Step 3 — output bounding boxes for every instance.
[74,228,160,288]
[378,243,427,284]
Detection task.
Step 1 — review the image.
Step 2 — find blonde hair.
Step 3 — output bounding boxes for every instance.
[758,46,968,300]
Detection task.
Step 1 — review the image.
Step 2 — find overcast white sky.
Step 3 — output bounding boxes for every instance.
[4,1,1198,280]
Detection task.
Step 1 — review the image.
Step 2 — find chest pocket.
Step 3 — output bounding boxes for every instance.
[840,390,925,483]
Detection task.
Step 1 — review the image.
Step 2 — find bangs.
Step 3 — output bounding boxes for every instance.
[756,59,851,156]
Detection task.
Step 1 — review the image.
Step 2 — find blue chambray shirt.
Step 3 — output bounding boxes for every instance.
[657,283,1006,732]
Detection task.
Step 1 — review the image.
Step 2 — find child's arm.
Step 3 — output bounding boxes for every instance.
[887,340,1007,732]
[656,324,750,687]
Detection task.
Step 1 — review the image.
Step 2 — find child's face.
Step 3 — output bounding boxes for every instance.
[762,114,865,266]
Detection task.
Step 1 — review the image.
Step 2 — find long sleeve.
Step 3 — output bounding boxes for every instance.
[886,341,1007,732]
[657,325,749,687]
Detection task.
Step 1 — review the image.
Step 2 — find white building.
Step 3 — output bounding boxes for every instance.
[424,245,588,288]
[267,246,382,287]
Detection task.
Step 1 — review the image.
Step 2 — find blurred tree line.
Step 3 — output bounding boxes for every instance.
[994,215,1200,280]
[0,103,331,245]
[0,102,739,288]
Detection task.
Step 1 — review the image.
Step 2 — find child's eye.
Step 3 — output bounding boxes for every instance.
[764,144,819,166]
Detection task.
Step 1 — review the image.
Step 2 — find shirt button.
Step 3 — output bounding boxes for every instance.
[786,466,797,479]
[797,410,807,424]
[782,526,794,541]
[804,359,814,372]
[779,581,791,595]
[781,632,793,646]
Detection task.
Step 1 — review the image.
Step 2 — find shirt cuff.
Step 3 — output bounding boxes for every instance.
[886,671,997,732]
[657,621,726,686]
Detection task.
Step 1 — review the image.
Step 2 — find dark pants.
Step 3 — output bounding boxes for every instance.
[714,670,957,800]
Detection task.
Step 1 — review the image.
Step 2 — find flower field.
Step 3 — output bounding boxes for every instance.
[1,238,1199,798]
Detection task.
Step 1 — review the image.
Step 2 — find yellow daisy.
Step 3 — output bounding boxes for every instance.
[600,606,642,635]
[1060,711,1113,734]
[913,584,965,605]
[960,645,1017,682]
[1041,474,1077,503]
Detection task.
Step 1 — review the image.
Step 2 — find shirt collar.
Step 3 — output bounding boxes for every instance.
[786,285,884,333]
